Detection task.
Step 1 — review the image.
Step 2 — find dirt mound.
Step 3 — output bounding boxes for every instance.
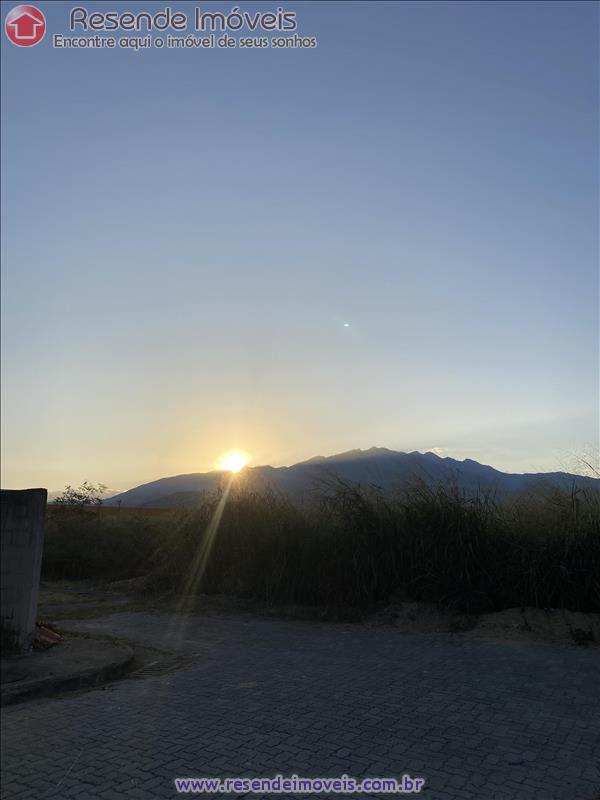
[370,602,599,645]
[468,607,599,645]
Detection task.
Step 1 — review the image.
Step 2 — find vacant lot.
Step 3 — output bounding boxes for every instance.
[43,483,600,615]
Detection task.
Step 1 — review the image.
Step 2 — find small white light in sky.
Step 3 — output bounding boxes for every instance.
[343,322,350,327]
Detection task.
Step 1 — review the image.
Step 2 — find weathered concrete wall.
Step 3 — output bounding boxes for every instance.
[1,488,47,652]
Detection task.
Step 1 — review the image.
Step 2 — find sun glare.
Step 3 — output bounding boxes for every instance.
[219,451,249,473]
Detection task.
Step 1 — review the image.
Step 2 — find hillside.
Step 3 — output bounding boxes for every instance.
[105,448,599,508]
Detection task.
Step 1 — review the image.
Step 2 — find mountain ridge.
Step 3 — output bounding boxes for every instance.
[104,449,599,508]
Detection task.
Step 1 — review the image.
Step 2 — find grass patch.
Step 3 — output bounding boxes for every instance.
[42,480,600,615]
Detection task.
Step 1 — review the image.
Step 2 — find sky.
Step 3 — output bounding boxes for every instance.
[1,0,598,493]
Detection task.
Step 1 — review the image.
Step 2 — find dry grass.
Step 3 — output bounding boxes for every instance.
[42,480,600,614]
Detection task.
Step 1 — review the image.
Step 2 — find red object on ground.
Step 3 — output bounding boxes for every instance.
[34,622,63,649]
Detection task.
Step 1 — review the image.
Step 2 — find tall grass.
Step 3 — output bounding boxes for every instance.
[42,481,600,613]
[43,506,167,581]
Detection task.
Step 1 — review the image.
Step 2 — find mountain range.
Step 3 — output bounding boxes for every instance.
[105,448,599,508]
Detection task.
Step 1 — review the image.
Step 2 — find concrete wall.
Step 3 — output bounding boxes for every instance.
[1,488,47,652]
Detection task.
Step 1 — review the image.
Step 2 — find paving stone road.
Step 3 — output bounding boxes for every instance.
[1,610,599,800]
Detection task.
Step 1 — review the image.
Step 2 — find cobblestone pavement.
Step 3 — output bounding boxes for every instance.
[1,610,599,800]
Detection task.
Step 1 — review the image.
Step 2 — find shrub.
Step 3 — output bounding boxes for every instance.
[43,481,600,613]
[42,506,167,581]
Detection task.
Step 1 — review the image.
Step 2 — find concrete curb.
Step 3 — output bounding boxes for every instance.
[1,639,135,706]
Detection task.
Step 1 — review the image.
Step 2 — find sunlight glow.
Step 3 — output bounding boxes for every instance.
[219,451,249,473]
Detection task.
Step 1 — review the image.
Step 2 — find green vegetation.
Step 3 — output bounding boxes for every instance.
[54,481,108,507]
[43,506,166,581]
[43,481,600,614]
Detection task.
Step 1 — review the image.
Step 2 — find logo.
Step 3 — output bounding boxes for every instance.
[5,5,46,46]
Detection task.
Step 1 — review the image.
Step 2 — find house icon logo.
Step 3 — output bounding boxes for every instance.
[5,5,46,46]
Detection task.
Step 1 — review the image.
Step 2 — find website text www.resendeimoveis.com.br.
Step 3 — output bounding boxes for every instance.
[174,774,425,794]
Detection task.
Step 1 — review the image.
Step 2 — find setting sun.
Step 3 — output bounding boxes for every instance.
[219,451,249,473]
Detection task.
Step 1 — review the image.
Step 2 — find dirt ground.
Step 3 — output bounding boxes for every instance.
[38,580,599,646]
[371,600,599,645]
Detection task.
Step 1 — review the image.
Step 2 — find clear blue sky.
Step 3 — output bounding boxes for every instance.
[1,1,598,491]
